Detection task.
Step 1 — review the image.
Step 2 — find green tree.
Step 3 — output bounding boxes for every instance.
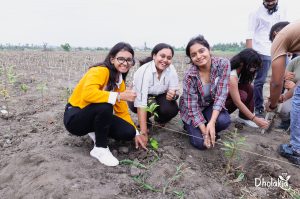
[61,43,71,52]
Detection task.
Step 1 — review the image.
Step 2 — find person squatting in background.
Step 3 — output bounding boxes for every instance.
[246,0,287,118]
[266,19,300,166]
[225,49,269,129]
[128,43,180,144]
[64,42,147,167]
[179,35,231,150]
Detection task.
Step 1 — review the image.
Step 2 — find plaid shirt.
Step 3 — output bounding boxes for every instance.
[179,57,231,128]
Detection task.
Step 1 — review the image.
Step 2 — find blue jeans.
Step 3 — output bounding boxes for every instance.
[254,54,271,110]
[290,84,300,152]
[183,103,231,150]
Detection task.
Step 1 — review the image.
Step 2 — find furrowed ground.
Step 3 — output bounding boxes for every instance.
[0,51,299,199]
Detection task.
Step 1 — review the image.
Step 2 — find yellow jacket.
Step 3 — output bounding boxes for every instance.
[69,66,137,129]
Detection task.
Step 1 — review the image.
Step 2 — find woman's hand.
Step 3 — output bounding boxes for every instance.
[253,117,269,129]
[286,72,296,81]
[135,135,148,150]
[265,101,277,112]
[203,133,211,149]
[206,120,216,147]
[120,83,137,102]
[166,88,180,101]
[284,80,295,90]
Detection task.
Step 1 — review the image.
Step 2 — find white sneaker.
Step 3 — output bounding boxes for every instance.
[90,146,119,166]
[235,115,259,128]
[88,132,95,144]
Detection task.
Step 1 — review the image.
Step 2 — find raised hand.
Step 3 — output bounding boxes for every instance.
[120,82,137,102]
[166,88,180,101]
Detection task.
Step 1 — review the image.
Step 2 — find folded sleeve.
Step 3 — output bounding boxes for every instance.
[133,69,150,108]
[213,59,231,111]
[246,12,258,40]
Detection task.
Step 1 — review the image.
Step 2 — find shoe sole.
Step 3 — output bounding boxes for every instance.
[90,150,119,167]
[236,117,258,128]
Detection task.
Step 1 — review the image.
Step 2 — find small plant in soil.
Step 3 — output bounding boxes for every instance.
[0,65,21,85]
[221,128,252,174]
[36,80,48,107]
[142,97,159,132]
[60,86,73,102]
[20,84,30,97]
[147,137,159,149]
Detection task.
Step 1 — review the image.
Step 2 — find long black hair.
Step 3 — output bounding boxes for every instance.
[230,48,262,84]
[186,35,210,64]
[90,42,135,91]
[139,43,174,66]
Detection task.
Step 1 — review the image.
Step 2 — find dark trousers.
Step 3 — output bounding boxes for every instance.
[225,83,254,120]
[128,93,179,126]
[63,103,136,148]
[183,103,231,150]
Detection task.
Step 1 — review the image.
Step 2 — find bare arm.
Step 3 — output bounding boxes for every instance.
[284,80,300,100]
[246,39,252,48]
[137,107,148,133]
[269,56,286,108]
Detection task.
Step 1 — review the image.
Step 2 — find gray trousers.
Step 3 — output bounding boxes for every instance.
[279,98,292,121]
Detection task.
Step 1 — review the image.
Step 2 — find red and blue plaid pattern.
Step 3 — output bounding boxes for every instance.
[179,57,231,127]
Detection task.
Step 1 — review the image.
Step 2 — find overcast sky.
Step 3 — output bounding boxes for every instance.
[0,0,299,48]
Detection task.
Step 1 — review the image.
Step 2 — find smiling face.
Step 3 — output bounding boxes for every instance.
[189,43,212,68]
[153,48,173,73]
[264,0,277,10]
[110,49,133,75]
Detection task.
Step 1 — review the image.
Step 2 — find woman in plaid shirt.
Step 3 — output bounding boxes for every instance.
[179,35,232,150]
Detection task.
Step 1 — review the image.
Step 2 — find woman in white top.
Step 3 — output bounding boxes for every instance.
[128,43,180,141]
[225,49,269,129]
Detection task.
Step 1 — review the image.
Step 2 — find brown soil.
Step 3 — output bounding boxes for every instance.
[0,51,299,199]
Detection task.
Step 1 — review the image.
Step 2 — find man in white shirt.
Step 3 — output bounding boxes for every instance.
[246,0,287,118]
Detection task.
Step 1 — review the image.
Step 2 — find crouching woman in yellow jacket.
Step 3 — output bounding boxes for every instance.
[64,42,147,167]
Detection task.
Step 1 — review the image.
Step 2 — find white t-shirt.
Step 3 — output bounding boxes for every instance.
[246,4,287,56]
[231,69,241,82]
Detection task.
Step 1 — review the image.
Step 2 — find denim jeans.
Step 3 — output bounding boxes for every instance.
[290,84,300,152]
[183,103,231,150]
[254,54,271,110]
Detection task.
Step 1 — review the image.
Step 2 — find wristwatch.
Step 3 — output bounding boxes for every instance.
[269,103,278,110]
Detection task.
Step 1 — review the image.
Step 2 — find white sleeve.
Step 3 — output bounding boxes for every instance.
[246,12,258,40]
[168,66,181,96]
[133,69,150,108]
[107,92,118,105]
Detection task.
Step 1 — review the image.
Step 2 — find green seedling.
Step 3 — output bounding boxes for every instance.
[21,84,30,97]
[224,172,245,186]
[60,86,73,102]
[36,80,48,107]
[286,186,300,199]
[0,65,21,85]
[147,137,159,149]
[120,150,159,169]
[162,164,186,196]
[221,128,252,174]
[142,97,159,132]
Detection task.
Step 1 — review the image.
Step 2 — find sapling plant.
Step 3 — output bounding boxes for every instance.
[20,84,30,97]
[36,80,48,107]
[60,86,73,102]
[221,128,252,174]
[142,97,159,132]
[147,137,159,149]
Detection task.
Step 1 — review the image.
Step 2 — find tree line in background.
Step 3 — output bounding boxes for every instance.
[0,41,246,52]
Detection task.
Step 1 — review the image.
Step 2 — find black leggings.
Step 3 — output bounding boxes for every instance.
[128,93,179,126]
[63,103,136,148]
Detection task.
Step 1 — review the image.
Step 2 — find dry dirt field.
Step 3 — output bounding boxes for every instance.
[0,51,299,199]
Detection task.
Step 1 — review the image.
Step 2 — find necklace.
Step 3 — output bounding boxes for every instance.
[198,69,210,84]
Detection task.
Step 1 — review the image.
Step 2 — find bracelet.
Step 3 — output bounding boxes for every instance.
[269,102,278,110]
[282,94,288,102]
[118,92,120,103]
[251,116,256,121]
[172,94,177,101]
[210,119,217,123]
[142,130,148,136]
[202,134,208,139]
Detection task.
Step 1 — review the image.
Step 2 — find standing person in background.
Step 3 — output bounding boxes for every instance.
[225,49,269,129]
[246,0,287,118]
[265,20,300,166]
[180,35,231,150]
[128,43,180,141]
